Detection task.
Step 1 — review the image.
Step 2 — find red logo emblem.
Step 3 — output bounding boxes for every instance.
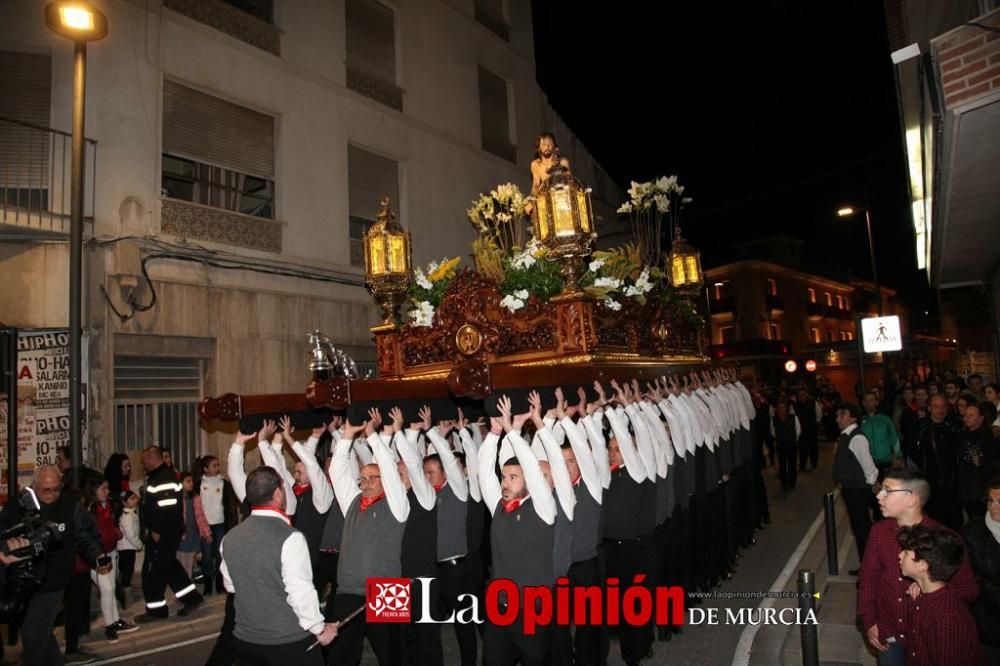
[366,578,411,623]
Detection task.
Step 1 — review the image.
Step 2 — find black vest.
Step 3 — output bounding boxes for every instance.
[553,501,572,578]
[490,498,554,588]
[571,482,602,562]
[603,468,654,539]
[466,498,486,561]
[291,486,326,566]
[402,489,437,578]
[834,428,868,488]
[795,399,818,438]
[772,415,797,445]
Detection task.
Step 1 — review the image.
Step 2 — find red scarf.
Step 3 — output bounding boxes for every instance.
[572,474,582,487]
[250,505,291,523]
[360,493,385,512]
[502,497,523,513]
[293,483,311,497]
[433,481,446,493]
[610,463,622,473]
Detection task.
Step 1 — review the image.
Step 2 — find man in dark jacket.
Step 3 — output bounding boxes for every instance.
[914,395,964,531]
[959,402,999,522]
[1,466,103,666]
[963,476,1000,665]
[135,446,203,623]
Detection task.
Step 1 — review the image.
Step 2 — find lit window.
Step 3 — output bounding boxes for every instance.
[811,328,820,344]
[807,288,816,303]
[766,278,778,296]
[836,294,844,309]
[719,326,734,344]
[768,323,779,340]
[825,292,832,306]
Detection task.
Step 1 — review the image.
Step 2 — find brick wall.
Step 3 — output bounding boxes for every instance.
[935,10,1000,109]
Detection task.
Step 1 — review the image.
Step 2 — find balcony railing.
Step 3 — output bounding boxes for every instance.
[346,64,404,112]
[0,116,97,236]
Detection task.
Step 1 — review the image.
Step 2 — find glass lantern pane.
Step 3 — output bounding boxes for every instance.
[684,255,699,284]
[536,196,549,240]
[671,255,685,286]
[369,235,386,275]
[387,234,407,273]
[552,188,575,237]
[576,190,590,232]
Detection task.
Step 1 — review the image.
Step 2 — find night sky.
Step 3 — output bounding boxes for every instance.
[532,1,932,311]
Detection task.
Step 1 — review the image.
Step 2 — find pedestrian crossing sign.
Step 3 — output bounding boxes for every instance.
[861,316,902,353]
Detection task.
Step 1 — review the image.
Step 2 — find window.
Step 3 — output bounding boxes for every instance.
[478,66,515,162]
[346,0,396,84]
[475,0,509,40]
[348,145,400,266]
[768,323,779,340]
[0,51,52,209]
[836,294,844,309]
[827,329,835,342]
[843,296,850,310]
[844,330,854,341]
[713,281,729,300]
[810,327,820,344]
[114,355,204,472]
[719,326,734,344]
[221,0,272,22]
[766,278,778,295]
[824,292,832,306]
[807,288,816,303]
[161,81,275,219]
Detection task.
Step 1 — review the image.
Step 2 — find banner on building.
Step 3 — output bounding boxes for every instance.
[0,329,88,495]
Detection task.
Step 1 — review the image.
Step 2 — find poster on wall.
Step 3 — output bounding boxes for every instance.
[0,329,88,498]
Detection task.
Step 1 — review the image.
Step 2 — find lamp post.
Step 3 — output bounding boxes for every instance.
[45,2,107,490]
[838,201,884,398]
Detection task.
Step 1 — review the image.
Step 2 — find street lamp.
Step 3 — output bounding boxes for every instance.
[45,1,107,490]
[836,205,882,316]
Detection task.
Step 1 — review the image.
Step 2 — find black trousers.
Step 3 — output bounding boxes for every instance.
[64,571,91,653]
[142,532,196,610]
[315,550,339,602]
[325,593,400,666]
[776,440,798,489]
[602,538,653,664]
[798,433,819,470]
[233,635,324,666]
[841,486,873,560]
[206,592,237,666]
[19,589,63,666]
[401,574,443,666]
[436,559,477,666]
[549,556,603,666]
[116,549,136,608]
[483,599,552,666]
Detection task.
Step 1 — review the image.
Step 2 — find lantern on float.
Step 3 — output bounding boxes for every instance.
[363,197,412,329]
[668,227,704,298]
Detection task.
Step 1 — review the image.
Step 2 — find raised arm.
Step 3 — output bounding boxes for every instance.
[395,408,435,511]
[227,426,261,503]
[605,393,645,483]
[330,420,366,517]
[498,394,556,525]
[457,426,482,503]
[369,427,409,523]
[426,420,469,501]
[534,391,575,520]
[291,424,334,514]
[477,421,503,513]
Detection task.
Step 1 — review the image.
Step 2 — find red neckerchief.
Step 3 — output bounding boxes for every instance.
[250,506,291,524]
[610,463,622,473]
[360,493,385,512]
[293,483,311,497]
[434,481,446,493]
[502,494,528,513]
[572,474,582,487]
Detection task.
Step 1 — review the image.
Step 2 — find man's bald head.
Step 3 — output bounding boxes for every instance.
[141,446,163,472]
[32,465,62,504]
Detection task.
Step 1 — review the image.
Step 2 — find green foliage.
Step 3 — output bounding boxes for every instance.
[500,256,564,301]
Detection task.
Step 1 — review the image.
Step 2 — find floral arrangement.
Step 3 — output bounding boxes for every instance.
[408,256,461,327]
[467,183,529,256]
[616,175,693,267]
[580,243,663,311]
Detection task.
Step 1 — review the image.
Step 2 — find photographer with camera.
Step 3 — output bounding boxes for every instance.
[0,536,41,621]
[1,465,104,666]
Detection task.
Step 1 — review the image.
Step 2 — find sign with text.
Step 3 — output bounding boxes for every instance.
[861,316,902,353]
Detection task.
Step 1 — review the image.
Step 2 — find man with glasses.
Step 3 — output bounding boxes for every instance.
[1,465,104,666]
[833,403,879,575]
[857,468,979,666]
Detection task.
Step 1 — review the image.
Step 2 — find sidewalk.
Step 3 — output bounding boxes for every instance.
[748,486,874,665]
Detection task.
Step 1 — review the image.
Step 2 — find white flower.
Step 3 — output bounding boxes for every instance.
[500,294,526,312]
[513,289,529,300]
[654,194,669,214]
[624,285,641,297]
[414,268,432,290]
[682,196,693,204]
[634,269,653,292]
[510,250,537,270]
[409,301,435,327]
[594,276,621,289]
[589,259,605,272]
[604,298,622,311]
[655,176,671,192]
[616,201,633,214]
[426,261,439,274]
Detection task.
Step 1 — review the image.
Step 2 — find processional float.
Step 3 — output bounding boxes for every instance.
[198,160,711,429]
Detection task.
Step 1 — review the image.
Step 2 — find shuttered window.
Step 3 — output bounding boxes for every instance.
[345,0,396,82]
[478,66,515,162]
[162,80,275,218]
[0,51,52,192]
[348,145,399,266]
[113,355,204,472]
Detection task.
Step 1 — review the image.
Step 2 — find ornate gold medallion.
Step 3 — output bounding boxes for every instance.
[455,323,483,356]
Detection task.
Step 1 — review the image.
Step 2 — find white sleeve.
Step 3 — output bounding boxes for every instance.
[396,430,436,511]
[794,415,802,440]
[498,435,514,465]
[607,407,645,484]
[303,435,320,457]
[353,438,374,466]
[369,433,409,523]
[625,405,657,481]
[849,433,880,485]
[291,440,333,513]
[658,400,687,459]
[331,437,361,517]
[507,430,556,525]
[261,441,296,515]
[227,442,248,503]
[477,431,502,513]
[426,429,469,502]
[640,403,670,476]
[220,538,234,593]
[537,426,575,520]
[582,410,611,489]
[458,428,482,503]
[561,416,602,504]
[280,531,325,635]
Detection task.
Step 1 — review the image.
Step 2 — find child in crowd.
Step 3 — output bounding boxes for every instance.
[85,476,138,642]
[897,524,982,666]
[115,490,142,609]
[195,454,237,595]
[176,471,210,580]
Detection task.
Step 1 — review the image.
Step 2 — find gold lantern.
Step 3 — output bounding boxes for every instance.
[531,158,596,299]
[668,227,703,297]
[363,197,412,330]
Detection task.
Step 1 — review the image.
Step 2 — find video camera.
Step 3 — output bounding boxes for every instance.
[0,488,61,559]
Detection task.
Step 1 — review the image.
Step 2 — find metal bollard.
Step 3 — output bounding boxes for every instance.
[824,492,838,576]
[798,569,819,666]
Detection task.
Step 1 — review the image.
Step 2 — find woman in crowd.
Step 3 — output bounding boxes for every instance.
[103,453,132,497]
[115,490,142,610]
[176,471,211,580]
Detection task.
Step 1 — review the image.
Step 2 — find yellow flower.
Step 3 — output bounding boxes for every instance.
[428,256,461,282]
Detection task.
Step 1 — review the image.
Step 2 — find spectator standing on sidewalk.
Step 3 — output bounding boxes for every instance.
[770,399,800,491]
[861,391,902,477]
[176,471,210,580]
[958,402,999,522]
[196,454,238,595]
[83,475,138,642]
[793,388,821,472]
[833,403,879,573]
[963,476,1000,665]
[115,490,142,609]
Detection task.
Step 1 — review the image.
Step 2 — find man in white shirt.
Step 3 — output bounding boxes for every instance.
[833,403,880,575]
[220,467,338,665]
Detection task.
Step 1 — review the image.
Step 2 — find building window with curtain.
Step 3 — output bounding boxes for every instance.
[479,65,515,162]
[345,0,403,111]
[161,81,275,219]
[348,145,400,266]
[474,0,510,41]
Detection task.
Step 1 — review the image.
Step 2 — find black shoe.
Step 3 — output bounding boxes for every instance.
[65,651,99,665]
[134,608,168,624]
[177,591,205,617]
[203,579,213,596]
[848,568,860,576]
[113,619,139,634]
[105,625,119,643]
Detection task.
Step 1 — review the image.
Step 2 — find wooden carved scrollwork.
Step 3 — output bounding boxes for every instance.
[198,393,241,421]
[447,359,492,399]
